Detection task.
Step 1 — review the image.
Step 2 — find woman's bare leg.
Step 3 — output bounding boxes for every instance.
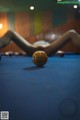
[44,30,80,56]
[0,29,80,56]
[0,30,36,55]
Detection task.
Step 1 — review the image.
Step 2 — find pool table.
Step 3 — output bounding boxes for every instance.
[0,54,80,120]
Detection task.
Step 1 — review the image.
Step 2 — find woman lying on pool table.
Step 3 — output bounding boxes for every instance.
[0,29,80,56]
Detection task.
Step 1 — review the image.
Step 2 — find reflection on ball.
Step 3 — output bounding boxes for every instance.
[32,51,48,67]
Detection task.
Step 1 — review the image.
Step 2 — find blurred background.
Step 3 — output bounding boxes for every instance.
[0,0,80,53]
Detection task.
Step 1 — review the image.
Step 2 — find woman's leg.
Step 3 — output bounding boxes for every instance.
[0,29,80,56]
[0,30,36,55]
[44,30,80,56]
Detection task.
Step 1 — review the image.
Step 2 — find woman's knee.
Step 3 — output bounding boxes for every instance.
[67,29,78,38]
[7,29,16,34]
[68,29,77,35]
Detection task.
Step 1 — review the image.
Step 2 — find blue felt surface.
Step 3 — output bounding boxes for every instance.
[0,55,80,120]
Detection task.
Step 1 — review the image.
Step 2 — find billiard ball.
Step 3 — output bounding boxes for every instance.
[56,50,64,57]
[32,51,48,67]
[20,51,27,56]
[5,52,9,56]
[14,52,19,56]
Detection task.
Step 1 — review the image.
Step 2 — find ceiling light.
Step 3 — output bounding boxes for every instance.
[30,6,34,10]
[73,5,78,9]
[0,23,3,29]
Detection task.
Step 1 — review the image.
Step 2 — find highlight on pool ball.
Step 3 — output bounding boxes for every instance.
[32,51,48,67]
